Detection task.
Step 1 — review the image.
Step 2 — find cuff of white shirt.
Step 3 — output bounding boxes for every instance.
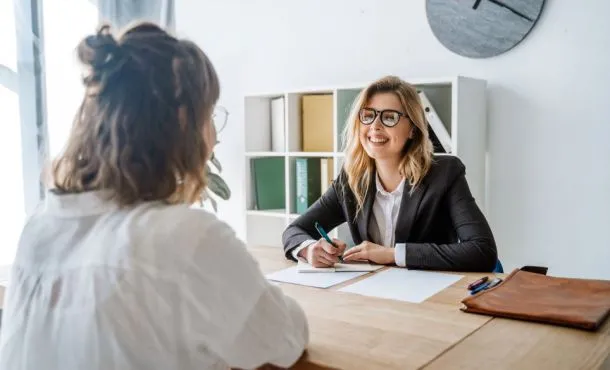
[291,239,317,262]
[394,243,407,267]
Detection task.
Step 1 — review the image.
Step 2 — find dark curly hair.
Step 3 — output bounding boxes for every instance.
[52,22,220,206]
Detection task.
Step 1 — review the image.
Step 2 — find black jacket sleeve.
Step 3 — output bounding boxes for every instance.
[281,179,347,261]
[402,165,498,272]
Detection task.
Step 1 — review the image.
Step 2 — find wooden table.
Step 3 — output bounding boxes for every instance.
[1,248,608,369]
[251,246,610,370]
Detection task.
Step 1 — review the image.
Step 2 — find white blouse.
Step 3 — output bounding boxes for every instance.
[368,175,407,266]
[0,191,308,370]
[292,175,407,266]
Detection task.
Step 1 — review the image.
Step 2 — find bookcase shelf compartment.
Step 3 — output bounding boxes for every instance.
[244,76,487,248]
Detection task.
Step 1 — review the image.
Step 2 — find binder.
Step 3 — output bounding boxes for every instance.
[301,94,333,152]
[320,158,334,194]
[295,158,321,214]
[251,157,285,210]
[418,91,452,154]
[270,97,286,152]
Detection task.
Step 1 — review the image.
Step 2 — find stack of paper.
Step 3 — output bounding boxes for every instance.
[297,261,383,273]
[266,266,368,289]
[339,268,463,303]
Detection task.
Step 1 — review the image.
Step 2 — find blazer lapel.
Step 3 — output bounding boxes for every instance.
[357,174,376,243]
[394,180,428,243]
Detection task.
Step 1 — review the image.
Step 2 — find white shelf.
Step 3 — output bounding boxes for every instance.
[246,209,287,218]
[244,76,461,97]
[244,76,488,247]
[245,151,345,158]
[287,152,335,157]
[245,151,286,157]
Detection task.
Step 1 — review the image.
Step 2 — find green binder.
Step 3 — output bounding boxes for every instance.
[252,158,285,210]
[295,158,322,214]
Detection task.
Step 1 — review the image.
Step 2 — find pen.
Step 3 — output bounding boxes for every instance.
[470,277,502,295]
[467,276,489,290]
[314,222,342,261]
[485,277,503,290]
[469,281,491,295]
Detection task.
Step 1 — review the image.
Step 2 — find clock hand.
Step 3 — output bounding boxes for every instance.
[487,0,534,22]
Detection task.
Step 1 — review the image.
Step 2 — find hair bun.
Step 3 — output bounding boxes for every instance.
[77,24,124,73]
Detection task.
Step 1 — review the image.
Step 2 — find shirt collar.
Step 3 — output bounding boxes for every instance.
[44,190,121,217]
[375,175,405,197]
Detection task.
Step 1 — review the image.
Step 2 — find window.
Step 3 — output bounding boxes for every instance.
[43,0,98,157]
[42,0,174,157]
[0,0,26,267]
[0,0,174,271]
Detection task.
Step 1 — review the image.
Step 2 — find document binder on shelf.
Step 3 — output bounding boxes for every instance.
[270,97,286,152]
[418,91,452,154]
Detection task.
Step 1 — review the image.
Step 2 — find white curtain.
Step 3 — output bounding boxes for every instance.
[97,0,175,30]
[0,0,25,268]
[0,0,175,270]
[43,0,99,158]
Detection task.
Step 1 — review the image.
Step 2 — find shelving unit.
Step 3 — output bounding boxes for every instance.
[244,76,487,248]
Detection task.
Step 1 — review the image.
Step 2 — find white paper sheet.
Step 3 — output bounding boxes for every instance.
[297,261,384,273]
[338,268,463,303]
[266,266,369,288]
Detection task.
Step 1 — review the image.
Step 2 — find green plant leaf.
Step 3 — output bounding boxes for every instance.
[207,172,231,200]
[202,152,230,211]
[210,155,222,172]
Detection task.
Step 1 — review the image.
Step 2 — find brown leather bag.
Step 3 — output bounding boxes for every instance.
[461,269,610,330]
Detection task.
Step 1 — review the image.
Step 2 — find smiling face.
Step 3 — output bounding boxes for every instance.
[359,92,413,162]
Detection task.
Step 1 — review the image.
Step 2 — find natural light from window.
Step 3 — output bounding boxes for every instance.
[43,0,98,158]
[0,0,25,267]
[0,0,98,268]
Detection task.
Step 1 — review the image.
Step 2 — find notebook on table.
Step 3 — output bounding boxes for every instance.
[297,260,384,273]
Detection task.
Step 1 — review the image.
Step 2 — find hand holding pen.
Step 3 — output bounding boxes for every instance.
[297,222,347,267]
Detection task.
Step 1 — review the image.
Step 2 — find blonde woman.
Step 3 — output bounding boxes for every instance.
[0,23,307,370]
[282,76,497,272]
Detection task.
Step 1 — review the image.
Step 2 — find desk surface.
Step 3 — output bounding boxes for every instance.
[252,246,494,369]
[1,247,608,369]
[251,245,610,370]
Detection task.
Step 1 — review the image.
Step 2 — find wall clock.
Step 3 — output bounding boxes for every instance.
[426,0,545,58]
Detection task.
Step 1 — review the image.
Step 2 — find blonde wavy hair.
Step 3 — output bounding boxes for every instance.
[51,22,219,206]
[342,76,434,214]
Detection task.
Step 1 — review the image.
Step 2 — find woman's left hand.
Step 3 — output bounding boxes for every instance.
[342,241,395,265]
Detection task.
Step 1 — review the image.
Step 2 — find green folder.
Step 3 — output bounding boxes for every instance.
[295,158,322,214]
[252,158,285,210]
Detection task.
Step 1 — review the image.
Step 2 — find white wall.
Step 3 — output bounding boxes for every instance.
[176,0,610,279]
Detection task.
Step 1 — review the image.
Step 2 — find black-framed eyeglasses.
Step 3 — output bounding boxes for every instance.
[358,108,406,128]
[213,105,229,133]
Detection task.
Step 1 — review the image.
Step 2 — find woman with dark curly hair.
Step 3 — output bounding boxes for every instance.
[0,22,307,370]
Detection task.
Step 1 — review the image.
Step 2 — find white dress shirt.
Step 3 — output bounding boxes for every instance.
[292,176,407,267]
[0,191,308,370]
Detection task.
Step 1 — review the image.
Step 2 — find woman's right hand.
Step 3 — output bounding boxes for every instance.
[298,238,347,267]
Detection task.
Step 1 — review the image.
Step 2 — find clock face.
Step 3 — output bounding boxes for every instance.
[426,0,545,58]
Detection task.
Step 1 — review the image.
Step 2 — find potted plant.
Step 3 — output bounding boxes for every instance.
[202,152,230,211]
[201,105,231,211]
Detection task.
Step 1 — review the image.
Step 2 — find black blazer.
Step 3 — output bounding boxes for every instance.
[282,155,497,272]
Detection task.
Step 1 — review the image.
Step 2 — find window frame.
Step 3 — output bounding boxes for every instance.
[5,0,49,216]
[5,0,176,217]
